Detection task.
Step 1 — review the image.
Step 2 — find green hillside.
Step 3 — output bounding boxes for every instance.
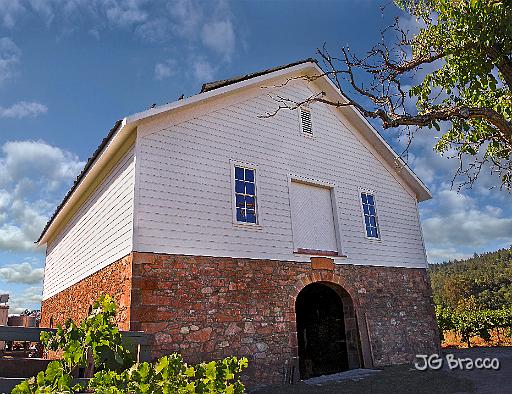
[428,247,512,310]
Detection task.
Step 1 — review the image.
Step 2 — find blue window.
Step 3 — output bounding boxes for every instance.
[234,166,257,224]
[361,192,379,238]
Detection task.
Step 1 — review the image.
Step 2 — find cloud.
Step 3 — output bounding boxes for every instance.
[0,140,84,189]
[168,0,203,37]
[0,262,44,284]
[0,140,84,251]
[0,0,25,28]
[201,20,235,60]
[1,286,42,314]
[135,18,169,42]
[426,247,473,264]
[104,0,148,28]
[192,59,216,82]
[0,1,238,89]
[422,190,512,251]
[0,101,48,119]
[0,201,48,250]
[0,37,21,84]
[154,59,177,80]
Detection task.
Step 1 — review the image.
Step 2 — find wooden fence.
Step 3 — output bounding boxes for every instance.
[0,325,153,392]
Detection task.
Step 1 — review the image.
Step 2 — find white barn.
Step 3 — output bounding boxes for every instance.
[39,59,438,385]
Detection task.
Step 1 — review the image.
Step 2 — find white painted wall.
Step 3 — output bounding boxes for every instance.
[42,148,135,300]
[134,79,428,268]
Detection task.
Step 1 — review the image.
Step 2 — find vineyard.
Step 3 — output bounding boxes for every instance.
[435,305,512,348]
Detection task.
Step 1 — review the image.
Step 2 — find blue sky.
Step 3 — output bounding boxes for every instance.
[0,0,511,313]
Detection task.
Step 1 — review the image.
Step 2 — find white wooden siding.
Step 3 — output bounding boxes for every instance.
[42,148,135,299]
[134,79,428,268]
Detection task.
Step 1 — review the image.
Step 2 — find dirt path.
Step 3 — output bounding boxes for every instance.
[253,348,512,394]
[443,347,512,394]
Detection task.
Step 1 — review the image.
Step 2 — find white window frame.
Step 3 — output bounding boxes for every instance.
[358,188,381,241]
[298,105,315,139]
[230,159,262,229]
[287,174,344,256]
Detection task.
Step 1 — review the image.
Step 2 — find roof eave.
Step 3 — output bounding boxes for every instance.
[37,118,132,245]
[126,61,318,125]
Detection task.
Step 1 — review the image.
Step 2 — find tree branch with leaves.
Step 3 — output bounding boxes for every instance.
[268,0,512,189]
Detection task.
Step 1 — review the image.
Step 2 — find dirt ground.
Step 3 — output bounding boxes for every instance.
[253,347,512,394]
[442,329,512,348]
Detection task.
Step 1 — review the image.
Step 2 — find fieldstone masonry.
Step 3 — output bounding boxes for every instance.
[41,252,440,385]
[40,254,132,330]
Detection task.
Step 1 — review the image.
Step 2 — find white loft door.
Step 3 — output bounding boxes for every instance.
[290,181,338,253]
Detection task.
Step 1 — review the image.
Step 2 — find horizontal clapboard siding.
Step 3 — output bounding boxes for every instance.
[135,80,428,268]
[43,148,135,299]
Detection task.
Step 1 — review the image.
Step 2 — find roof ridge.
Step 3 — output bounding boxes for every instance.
[200,58,317,93]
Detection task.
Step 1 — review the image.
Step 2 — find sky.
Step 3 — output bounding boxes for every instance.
[0,0,511,314]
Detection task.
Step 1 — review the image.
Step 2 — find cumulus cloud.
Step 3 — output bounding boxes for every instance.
[0,262,44,284]
[0,140,84,190]
[0,140,84,251]
[1,286,43,314]
[422,190,512,252]
[0,101,48,119]
[0,37,21,84]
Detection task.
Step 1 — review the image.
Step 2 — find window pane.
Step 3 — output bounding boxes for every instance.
[235,180,245,193]
[363,204,369,215]
[361,193,368,204]
[235,167,244,180]
[370,216,376,227]
[236,208,245,222]
[245,182,255,195]
[236,194,245,207]
[247,213,256,223]
[366,225,372,237]
[245,196,255,208]
[367,194,374,205]
[369,205,376,216]
[374,227,379,238]
[245,169,254,182]
[364,216,370,226]
[369,227,376,238]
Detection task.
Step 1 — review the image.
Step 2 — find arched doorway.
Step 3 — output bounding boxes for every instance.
[295,282,350,379]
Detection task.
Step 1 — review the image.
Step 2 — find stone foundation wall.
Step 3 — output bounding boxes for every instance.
[40,252,440,386]
[130,252,440,385]
[40,254,133,331]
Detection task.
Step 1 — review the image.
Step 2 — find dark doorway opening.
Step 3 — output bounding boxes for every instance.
[295,282,349,379]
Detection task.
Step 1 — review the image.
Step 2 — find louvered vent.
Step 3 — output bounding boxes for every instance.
[300,107,313,135]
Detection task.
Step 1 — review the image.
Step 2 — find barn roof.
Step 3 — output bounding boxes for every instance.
[200,58,317,93]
